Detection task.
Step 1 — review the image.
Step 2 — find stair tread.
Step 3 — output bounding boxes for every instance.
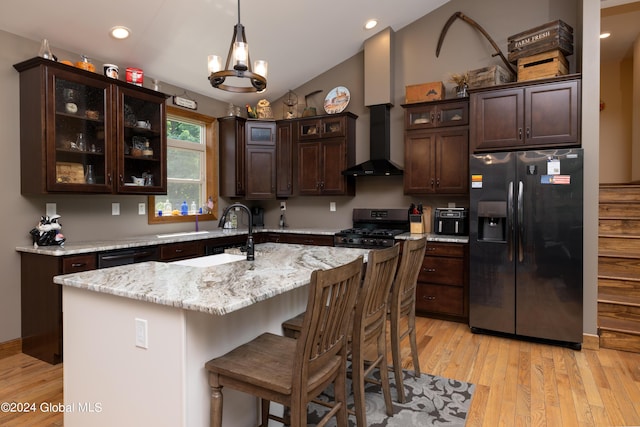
[598,293,640,307]
[599,251,640,258]
[599,318,640,335]
[599,273,640,282]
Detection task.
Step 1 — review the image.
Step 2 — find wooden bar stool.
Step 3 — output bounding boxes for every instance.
[282,244,401,426]
[204,256,363,427]
[388,237,427,403]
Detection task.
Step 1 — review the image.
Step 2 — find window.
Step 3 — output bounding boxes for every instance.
[148,106,218,224]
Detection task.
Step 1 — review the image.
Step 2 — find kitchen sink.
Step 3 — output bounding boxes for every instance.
[156,231,210,238]
[171,253,246,267]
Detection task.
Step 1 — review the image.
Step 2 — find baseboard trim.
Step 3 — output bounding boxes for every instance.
[582,333,600,350]
[0,338,22,359]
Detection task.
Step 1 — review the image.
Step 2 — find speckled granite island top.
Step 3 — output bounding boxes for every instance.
[53,243,369,316]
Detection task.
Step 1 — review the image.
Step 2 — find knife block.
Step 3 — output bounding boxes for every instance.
[410,214,424,234]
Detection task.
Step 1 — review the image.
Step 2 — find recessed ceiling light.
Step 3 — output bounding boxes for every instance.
[600,32,611,39]
[364,19,378,30]
[110,26,131,40]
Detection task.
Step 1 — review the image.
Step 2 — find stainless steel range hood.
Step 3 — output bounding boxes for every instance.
[342,27,402,177]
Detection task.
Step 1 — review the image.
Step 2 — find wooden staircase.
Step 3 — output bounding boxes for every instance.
[598,184,640,352]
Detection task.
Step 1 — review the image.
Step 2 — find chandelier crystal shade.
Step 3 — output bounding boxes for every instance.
[208,0,267,93]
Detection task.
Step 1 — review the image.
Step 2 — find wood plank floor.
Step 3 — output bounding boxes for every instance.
[1,316,640,426]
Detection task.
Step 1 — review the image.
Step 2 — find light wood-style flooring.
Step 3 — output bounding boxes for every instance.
[1,316,640,426]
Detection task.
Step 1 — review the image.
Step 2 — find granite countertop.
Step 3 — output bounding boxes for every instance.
[52,243,370,316]
[16,227,468,257]
[15,227,340,256]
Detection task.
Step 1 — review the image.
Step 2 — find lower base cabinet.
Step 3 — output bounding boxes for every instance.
[415,242,468,322]
[21,252,97,364]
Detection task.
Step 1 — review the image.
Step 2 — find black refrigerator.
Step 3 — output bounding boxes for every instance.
[469,148,583,348]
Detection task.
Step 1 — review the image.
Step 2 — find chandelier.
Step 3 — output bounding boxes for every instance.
[207,0,267,93]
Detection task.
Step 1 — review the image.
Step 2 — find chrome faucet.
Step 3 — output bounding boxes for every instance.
[218,203,254,261]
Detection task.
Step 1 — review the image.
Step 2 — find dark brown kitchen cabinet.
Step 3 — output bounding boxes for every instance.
[21,252,97,364]
[219,117,277,199]
[13,57,167,195]
[276,121,293,197]
[159,241,205,261]
[295,113,356,196]
[403,100,469,195]
[219,116,246,197]
[246,120,276,199]
[261,232,334,246]
[415,242,468,322]
[470,75,581,152]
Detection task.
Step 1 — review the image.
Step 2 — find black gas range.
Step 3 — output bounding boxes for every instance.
[334,208,409,249]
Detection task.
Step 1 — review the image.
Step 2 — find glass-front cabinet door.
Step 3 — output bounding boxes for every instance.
[47,69,113,192]
[116,86,166,194]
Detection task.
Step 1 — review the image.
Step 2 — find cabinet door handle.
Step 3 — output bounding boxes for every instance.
[430,113,435,123]
[437,113,441,123]
[526,127,530,139]
[422,295,436,301]
[436,179,440,187]
[426,247,436,251]
[518,128,523,140]
[423,268,436,272]
[175,249,184,253]
[430,179,435,188]
[71,262,87,268]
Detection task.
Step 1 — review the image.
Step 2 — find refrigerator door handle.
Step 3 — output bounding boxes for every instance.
[517,180,524,262]
[508,181,514,262]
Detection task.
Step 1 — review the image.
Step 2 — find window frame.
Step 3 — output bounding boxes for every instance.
[147,106,218,224]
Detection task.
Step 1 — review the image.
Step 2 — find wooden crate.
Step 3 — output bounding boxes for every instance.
[508,19,573,63]
[467,65,514,89]
[405,81,445,103]
[55,162,85,184]
[517,49,569,81]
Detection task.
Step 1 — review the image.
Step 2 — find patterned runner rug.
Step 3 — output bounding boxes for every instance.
[307,368,475,426]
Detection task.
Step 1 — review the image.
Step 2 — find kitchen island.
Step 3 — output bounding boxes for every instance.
[53,243,369,427]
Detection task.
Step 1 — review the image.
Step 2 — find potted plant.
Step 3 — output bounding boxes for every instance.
[449,72,469,98]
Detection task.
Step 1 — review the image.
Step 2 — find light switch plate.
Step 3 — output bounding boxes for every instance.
[330,202,336,212]
[280,201,286,211]
[112,203,120,216]
[138,203,146,215]
[135,318,148,349]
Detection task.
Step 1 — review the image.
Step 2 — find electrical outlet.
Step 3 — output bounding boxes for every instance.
[330,202,336,212]
[46,203,56,216]
[138,203,146,215]
[280,201,286,211]
[135,318,148,349]
[448,202,456,208]
[112,203,120,216]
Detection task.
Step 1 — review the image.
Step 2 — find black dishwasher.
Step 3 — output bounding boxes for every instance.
[97,246,160,268]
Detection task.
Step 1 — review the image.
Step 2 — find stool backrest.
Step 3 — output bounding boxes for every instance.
[391,238,427,317]
[294,256,363,387]
[354,244,400,345]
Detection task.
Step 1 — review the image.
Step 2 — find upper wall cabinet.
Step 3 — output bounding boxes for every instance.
[294,113,356,196]
[14,57,167,195]
[219,117,278,200]
[470,75,581,152]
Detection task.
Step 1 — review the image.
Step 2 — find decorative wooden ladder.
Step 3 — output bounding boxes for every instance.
[598,184,640,352]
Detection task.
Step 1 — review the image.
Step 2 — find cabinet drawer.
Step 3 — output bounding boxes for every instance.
[416,284,464,316]
[425,242,464,257]
[62,254,97,273]
[284,234,334,246]
[419,257,464,285]
[159,241,204,261]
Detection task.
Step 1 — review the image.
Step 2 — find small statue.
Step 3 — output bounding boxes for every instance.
[29,215,66,248]
[246,104,257,119]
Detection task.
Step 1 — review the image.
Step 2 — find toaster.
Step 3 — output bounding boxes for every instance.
[434,208,468,236]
